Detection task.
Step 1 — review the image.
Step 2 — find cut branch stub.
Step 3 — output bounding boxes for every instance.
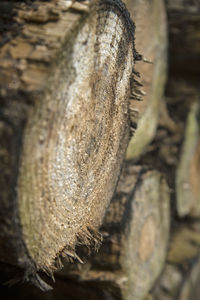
[17,0,138,272]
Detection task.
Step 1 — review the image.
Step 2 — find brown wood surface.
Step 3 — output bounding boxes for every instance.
[176,101,200,217]
[0,0,147,283]
[58,164,170,300]
[0,1,88,285]
[0,0,200,299]
[126,0,167,159]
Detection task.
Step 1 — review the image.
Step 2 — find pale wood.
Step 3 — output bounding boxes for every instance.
[0,1,86,281]
[126,0,167,160]
[0,0,141,282]
[61,164,170,300]
[176,101,200,217]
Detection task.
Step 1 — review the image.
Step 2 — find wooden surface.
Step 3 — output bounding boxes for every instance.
[17,0,135,273]
[176,101,200,217]
[0,0,87,283]
[0,0,200,299]
[56,164,170,300]
[0,0,141,281]
[126,0,167,159]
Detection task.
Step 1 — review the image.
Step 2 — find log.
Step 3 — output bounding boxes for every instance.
[134,1,200,297]
[0,1,88,285]
[0,0,169,286]
[1,0,200,299]
[176,101,200,217]
[58,164,170,300]
[0,0,149,286]
[126,0,167,160]
[165,0,200,218]
[166,0,200,76]
[149,221,200,300]
[178,256,200,300]
[0,162,171,299]
[16,0,135,274]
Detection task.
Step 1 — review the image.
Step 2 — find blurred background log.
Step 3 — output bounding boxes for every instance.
[176,101,200,217]
[126,0,167,159]
[165,0,200,218]
[143,1,200,299]
[57,165,170,300]
[147,221,200,300]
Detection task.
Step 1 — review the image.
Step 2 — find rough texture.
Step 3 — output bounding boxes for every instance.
[0,1,87,287]
[0,0,143,287]
[121,169,170,300]
[56,165,170,300]
[17,0,138,272]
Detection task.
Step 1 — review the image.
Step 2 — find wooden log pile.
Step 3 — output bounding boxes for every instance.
[0,0,200,299]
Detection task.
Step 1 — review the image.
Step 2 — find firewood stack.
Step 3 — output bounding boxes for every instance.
[0,0,199,299]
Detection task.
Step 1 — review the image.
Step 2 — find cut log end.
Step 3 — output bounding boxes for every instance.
[0,0,170,294]
[61,165,170,300]
[16,0,139,273]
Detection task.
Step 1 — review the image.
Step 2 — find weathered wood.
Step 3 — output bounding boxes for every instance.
[17,0,137,274]
[126,0,167,159]
[0,0,144,284]
[59,164,170,300]
[0,1,86,285]
[3,0,200,299]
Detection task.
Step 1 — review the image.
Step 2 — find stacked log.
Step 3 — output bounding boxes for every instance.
[58,164,170,300]
[0,0,200,299]
[126,0,167,159]
[146,1,200,299]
